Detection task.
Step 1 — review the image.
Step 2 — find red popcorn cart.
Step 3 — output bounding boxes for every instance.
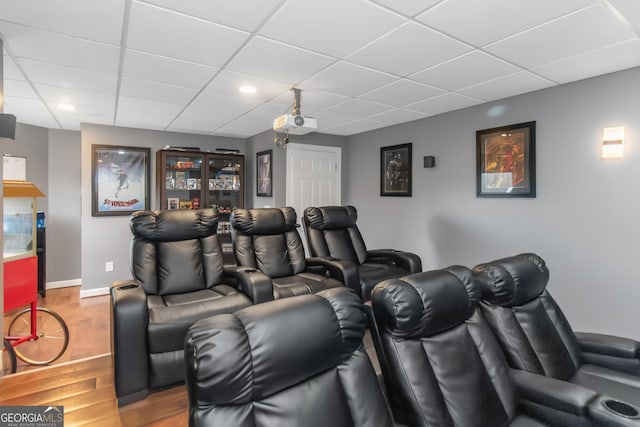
[3,181,68,373]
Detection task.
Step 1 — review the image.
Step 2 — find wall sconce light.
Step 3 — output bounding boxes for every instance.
[602,126,624,159]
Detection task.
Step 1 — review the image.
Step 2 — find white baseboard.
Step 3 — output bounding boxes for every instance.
[46,278,82,289]
[80,287,110,298]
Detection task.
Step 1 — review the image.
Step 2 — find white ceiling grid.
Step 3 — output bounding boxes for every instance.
[0,0,638,137]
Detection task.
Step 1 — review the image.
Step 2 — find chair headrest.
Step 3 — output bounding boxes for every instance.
[130,209,217,242]
[473,253,549,307]
[371,266,478,339]
[185,287,367,403]
[231,207,297,235]
[303,206,358,230]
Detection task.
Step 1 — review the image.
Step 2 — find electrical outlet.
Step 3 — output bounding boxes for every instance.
[105,261,114,272]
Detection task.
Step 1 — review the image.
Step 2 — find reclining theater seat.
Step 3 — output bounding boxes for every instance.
[184,287,393,427]
[474,253,640,408]
[371,267,600,427]
[110,209,252,406]
[303,205,422,301]
[230,207,348,300]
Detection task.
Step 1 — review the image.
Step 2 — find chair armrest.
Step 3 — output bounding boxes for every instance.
[223,267,274,304]
[110,280,149,405]
[366,249,422,273]
[511,369,597,416]
[576,332,640,375]
[576,332,640,359]
[306,257,360,296]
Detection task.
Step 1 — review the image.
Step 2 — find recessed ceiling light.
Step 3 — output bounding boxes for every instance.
[57,103,77,111]
[239,85,256,94]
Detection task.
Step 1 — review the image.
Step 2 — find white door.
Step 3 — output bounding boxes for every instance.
[286,143,341,255]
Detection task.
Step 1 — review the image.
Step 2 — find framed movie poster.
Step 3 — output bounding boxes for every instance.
[380,143,412,197]
[92,145,150,216]
[256,149,272,197]
[476,121,536,198]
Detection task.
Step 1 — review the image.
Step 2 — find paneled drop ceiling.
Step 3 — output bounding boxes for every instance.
[1,0,639,138]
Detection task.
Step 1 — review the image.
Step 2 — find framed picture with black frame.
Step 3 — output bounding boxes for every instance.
[476,121,536,198]
[91,145,150,216]
[380,143,412,197]
[256,149,272,197]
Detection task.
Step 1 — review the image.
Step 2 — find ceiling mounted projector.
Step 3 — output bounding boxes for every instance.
[273,88,317,135]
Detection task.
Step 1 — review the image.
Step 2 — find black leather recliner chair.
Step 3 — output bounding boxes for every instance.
[230,207,357,300]
[303,205,422,301]
[473,253,640,411]
[371,267,607,427]
[184,287,393,427]
[111,209,253,406]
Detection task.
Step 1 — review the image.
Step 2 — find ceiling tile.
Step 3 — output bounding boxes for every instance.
[321,99,393,119]
[35,84,116,108]
[118,96,185,117]
[533,39,640,83]
[116,110,173,131]
[485,5,636,68]
[302,61,396,97]
[17,59,118,92]
[178,91,263,126]
[417,0,594,46]
[120,77,198,105]
[142,0,283,31]
[3,79,39,99]
[347,22,471,76]
[127,1,250,67]
[369,0,440,17]
[0,21,120,73]
[4,96,59,128]
[324,119,387,136]
[0,0,125,45]
[227,37,334,84]
[167,115,224,134]
[608,0,640,31]
[270,89,349,113]
[259,0,405,57]
[407,92,483,115]
[122,50,217,89]
[2,54,24,80]
[360,79,444,106]
[458,71,555,101]
[368,108,431,125]
[54,104,114,129]
[204,70,290,101]
[214,103,285,137]
[411,51,520,90]
[313,110,359,130]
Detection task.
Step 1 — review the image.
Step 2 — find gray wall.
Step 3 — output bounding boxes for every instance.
[246,130,348,209]
[48,129,81,282]
[80,124,245,291]
[0,123,49,213]
[346,66,640,339]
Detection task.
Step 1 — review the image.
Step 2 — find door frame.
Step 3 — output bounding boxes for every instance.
[285,143,342,211]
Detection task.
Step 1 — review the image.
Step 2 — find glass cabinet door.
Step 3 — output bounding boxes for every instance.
[160,152,205,210]
[205,155,244,212]
[206,154,244,266]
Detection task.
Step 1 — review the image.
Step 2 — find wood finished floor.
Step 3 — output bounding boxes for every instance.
[1,286,188,426]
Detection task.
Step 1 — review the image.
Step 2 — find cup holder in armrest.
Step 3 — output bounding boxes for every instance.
[117,284,140,291]
[603,400,640,418]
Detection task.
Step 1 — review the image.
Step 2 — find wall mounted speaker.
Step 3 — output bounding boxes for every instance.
[423,155,435,168]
